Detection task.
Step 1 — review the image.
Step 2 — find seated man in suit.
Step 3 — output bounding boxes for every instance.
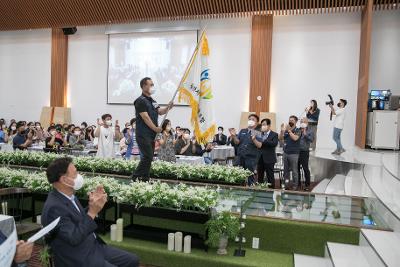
[213,126,227,145]
[252,118,279,188]
[41,157,139,267]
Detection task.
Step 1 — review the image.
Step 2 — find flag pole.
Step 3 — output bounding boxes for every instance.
[160,27,207,126]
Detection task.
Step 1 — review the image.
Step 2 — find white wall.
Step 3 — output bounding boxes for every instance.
[0,29,51,122]
[369,10,400,95]
[270,13,361,149]
[67,18,251,129]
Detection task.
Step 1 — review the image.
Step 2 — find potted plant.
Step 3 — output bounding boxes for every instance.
[205,211,240,255]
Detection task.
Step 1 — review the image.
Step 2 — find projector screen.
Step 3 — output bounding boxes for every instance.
[107,30,198,105]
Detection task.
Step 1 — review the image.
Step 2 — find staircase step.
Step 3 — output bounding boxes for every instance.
[294,253,332,267]
[361,228,400,267]
[326,242,375,267]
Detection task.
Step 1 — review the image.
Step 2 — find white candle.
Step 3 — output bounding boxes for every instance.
[110,224,117,241]
[167,233,175,251]
[183,235,191,254]
[36,215,42,225]
[235,236,240,242]
[242,237,246,243]
[5,202,7,215]
[242,214,247,219]
[241,222,246,229]
[115,218,123,242]
[1,202,5,215]
[174,232,183,252]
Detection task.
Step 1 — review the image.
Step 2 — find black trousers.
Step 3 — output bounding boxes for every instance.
[257,156,275,187]
[132,134,155,180]
[298,150,310,187]
[102,244,139,267]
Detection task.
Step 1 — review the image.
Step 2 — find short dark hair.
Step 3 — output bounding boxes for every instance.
[101,114,112,120]
[16,121,25,129]
[289,115,298,122]
[248,114,260,122]
[46,157,73,183]
[340,99,347,107]
[176,126,180,129]
[218,126,224,131]
[73,126,81,131]
[130,118,136,125]
[48,126,56,132]
[161,119,171,133]
[140,77,152,89]
[261,118,271,125]
[81,122,88,128]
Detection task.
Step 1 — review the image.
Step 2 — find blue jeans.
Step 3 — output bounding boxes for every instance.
[333,127,343,151]
[204,157,213,165]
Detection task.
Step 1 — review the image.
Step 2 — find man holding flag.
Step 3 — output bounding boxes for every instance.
[131,77,173,181]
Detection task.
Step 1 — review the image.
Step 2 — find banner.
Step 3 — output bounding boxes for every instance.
[178,31,216,144]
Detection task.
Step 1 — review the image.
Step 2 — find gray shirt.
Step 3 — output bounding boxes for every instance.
[299,128,314,151]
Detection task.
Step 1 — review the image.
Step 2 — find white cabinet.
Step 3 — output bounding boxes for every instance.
[367,111,400,150]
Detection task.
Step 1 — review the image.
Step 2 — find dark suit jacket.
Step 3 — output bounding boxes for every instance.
[41,189,105,267]
[213,134,227,145]
[259,131,278,164]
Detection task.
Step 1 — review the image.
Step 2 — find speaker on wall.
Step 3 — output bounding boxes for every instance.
[62,27,77,35]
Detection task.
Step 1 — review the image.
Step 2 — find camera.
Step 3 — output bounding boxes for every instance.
[325,94,334,106]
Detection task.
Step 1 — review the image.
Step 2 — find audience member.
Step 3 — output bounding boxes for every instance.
[13,121,32,150]
[156,119,176,162]
[80,122,88,131]
[329,99,347,155]
[175,129,195,156]
[306,99,320,150]
[298,117,314,190]
[279,115,301,190]
[174,126,181,139]
[114,124,123,142]
[85,126,95,142]
[41,157,139,267]
[46,126,67,151]
[227,128,239,156]
[8,121,18,141]
[69,126,85,148]
[124,118,140,160]
[253,118,278,187]
[95,114,119,159]
[213,126,227,145]
[192,138,214,164]
[0,122,9,143]
[229,114,261,185]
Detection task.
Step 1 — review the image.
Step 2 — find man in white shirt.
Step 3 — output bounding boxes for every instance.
[329,99,347,155]
[95,114,119,158]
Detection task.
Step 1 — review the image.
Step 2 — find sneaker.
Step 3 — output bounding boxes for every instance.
[331,150,339,155]
[340,148,346,153]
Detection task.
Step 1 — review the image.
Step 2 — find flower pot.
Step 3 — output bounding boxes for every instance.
[217,235,228,255]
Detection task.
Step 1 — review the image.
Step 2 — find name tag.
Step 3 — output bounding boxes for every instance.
[152,102,160,109]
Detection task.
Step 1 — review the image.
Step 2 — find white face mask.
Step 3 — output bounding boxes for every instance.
[105,120,112,126]
[67,174,84,191]
[300,123,308,129]
[74,131,81,136]
[127,126,132,129]
[218,130,223,135]
[261,125,269,132]
[150,88,156,95]
[11,126,16,131]
[36,125,41,130]
[248,120,255,127]
[183,133,190,140]
[166,126,171,132]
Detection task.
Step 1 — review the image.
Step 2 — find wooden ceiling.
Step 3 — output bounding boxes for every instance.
[0,0,399,31]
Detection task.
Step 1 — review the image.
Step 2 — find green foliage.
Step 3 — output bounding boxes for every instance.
[206,211,240,248]
[0,151,251,184]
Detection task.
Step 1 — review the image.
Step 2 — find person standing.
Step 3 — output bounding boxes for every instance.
[298,118,314,190]
[305,99,320,150]
[213,126,227,145]
[329,99,347,155]
[253,119,278,187]
[230,114,261,185]
[279,116,301,190]
[124,118,140,160]
[95,114,119,159]
[131,77,173,181]
[156,119,176,162]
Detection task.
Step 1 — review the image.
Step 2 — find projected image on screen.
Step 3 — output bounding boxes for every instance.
[107,31,197,104]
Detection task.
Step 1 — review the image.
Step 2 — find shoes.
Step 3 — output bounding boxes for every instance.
[331,150,339,155]
[340,148,346,153]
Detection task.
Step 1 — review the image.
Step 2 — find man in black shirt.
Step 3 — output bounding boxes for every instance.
[132,77,173,181]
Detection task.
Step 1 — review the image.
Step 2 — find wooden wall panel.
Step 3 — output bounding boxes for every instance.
[249,15,273,114]
[50,28,68,107]
[0,0,399,31]
[355,0,373,148]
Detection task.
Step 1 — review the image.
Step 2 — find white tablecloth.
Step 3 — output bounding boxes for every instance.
[208,146,235,161]
[0,143,13,152]
[176,156,205,165]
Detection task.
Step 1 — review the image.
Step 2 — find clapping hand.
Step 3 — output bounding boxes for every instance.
[280,123,286,131]
[229,128,236,136]
[97,118,104,127]
[115,120,119,126]
[87,185,107,219]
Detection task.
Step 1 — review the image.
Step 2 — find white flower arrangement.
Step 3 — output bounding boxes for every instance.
[0,151,251,184]
[0,167,218,212]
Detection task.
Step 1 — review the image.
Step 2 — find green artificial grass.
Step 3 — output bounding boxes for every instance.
[102,234,294,267]
[242,216,359,257]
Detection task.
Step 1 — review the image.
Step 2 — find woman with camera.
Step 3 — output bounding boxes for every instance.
[305,99,320,150]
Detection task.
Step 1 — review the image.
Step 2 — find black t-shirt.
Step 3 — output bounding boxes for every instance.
[134,94,160,138]
[45,137,64,149]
